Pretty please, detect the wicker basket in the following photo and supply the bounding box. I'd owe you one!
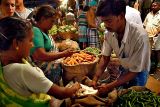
[59,32,78,40]
[62,56,99,82]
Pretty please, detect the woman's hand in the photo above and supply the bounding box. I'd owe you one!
[62,48,77,57]
[67,82,81,97]
[71,82,81,92]
[47,82,81,99]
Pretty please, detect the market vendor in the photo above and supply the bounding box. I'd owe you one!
[30,5,75,84]
[90,0,150,96]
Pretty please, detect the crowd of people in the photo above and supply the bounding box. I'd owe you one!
[0,0,159,106]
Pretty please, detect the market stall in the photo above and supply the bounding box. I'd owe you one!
[62,80,160,107]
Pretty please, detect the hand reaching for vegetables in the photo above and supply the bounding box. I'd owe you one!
[62,48,77,57]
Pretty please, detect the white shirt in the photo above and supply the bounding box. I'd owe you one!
[66,12,75,21]
[143,10,160,37]
[3,63,53,96]
[102,21,150,73]
[15,8,32,19]
[125,6,143,27]
[153,33,160,50]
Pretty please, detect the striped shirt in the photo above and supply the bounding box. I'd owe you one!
[78,11,88,26]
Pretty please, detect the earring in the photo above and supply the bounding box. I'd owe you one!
[16,47,19,50]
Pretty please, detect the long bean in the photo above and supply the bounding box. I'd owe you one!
[113,90,160,107]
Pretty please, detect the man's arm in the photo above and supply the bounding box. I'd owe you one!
[93,55,110,82]
[98,71,138,95]
[107,71,138,89]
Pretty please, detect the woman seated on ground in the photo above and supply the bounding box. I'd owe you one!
[0,17,80,106]
[30,5,75,84]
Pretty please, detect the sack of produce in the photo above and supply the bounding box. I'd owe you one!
[62,51,99,82]
[58,39,80,51]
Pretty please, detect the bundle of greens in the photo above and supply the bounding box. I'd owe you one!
[84,47,101,56]
[58,25,77,33]
[113,90,160,107]
[48,25,78,36]
[48,25,58,36]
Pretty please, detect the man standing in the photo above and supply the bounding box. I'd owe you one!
[144,0,160,37]
[125,0,143,27]
[143,0,160,74]
[90,0,150,96]
[15,0,32,19]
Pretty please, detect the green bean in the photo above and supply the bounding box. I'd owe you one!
[113,90,160,107]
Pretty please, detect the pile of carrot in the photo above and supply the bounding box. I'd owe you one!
[63,51,96,66]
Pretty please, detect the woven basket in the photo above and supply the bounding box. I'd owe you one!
[62,56,99,82]
[59,32,78,40]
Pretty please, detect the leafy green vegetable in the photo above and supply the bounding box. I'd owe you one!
[113,90,160,107]
[84,47,101,56]
[48,25,58,36]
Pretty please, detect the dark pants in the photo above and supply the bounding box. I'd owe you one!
[150,50,160,74]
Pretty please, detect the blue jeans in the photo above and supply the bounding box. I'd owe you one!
[119,66,149,88]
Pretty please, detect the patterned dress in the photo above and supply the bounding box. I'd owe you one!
[87,18,101,49]
[78,11,88,49]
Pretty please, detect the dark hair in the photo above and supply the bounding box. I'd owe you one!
[154,0,160,3]
[83,5,89,11]
[96,0,126,17]
[0,17,32,51]
[79,5,83,10]
[34,5,56,22]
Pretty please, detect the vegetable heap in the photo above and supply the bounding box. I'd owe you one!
[114,90,160,107]
[84,47,101,56]
[63,51,96,66]
[48,25,78,36]
[48,25,58,36]
[58,25,77,33]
